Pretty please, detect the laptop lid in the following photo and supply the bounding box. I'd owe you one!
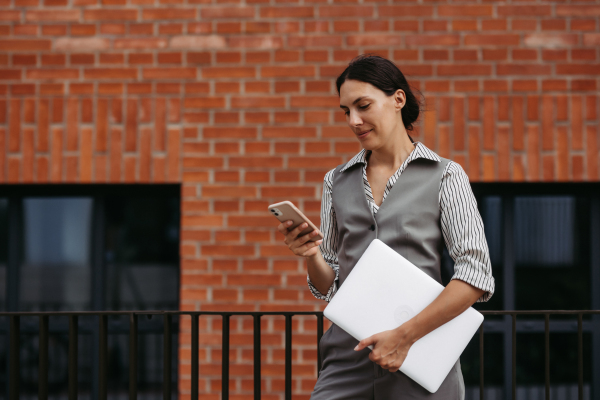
[323,238,483,393]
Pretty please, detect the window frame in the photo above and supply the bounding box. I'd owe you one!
[0,184,181,397]
[470,182,600,395]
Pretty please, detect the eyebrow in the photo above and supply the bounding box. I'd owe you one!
[339,96,369,109]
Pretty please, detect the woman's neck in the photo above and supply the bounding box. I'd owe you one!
[367,133,415,171]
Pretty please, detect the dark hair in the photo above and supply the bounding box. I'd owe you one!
[336,54,424,135]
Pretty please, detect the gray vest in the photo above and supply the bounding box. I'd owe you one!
[331,156,450,289]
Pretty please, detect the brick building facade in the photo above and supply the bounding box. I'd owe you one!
[1,0,599,398]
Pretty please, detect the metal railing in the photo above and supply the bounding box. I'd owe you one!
[1,310,597,400]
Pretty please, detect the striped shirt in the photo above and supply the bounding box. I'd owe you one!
[307,141,495,303]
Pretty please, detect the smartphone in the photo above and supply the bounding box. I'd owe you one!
[268,200,324,242]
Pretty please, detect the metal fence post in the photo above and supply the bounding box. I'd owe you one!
[9,315,20,400]
[129,313,138,400]
[39,315,49,400]
[69,315,78,400]
[253,314,261,400]
[163,313,172,400]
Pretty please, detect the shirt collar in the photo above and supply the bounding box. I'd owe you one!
[340,141,441,173]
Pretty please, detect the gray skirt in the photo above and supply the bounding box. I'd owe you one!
[310,323,465,400]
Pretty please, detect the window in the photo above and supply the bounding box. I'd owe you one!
[0,184,180,399]
[450,183,599,399]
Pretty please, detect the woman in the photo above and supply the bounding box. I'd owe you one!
[277,55,495,399]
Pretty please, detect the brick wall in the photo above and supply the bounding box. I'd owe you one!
[1,0,599,398]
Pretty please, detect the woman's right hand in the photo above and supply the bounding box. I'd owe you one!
[277,220,323,258]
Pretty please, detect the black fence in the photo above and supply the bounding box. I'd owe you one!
[1,310,596,400]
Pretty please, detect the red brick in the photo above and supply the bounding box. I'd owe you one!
[571,96,583,150]
[378,5,432,17]
[36,156,49,183]
[497,64,552,75]
[498,6,551,16]
[585,96,597,121]
[524,33,578,47]
[124,99,136,152]
[0,69,21,80]
[84,68,137,79]
[571,49,596,61]
[70,24,95,36]
[50,128,62,181]
[66,98,78,151]
[70,53,94,64]
[41,54,66,66]
[556,64,600,75]
[168,128,180,181]
[70,83,91,96]
[541,19,566,31]
[438,5,492,16]
[541,95,554,151]
[0,129,5,181]
[100,23,125,34]
[8,99,20,153]
[79,128,92,182]
[526,125,540,181]
[26,69,79,80]
[227,274,281,286]
[109,128,122,182]
[0,40,51,51]
[114,38,168,49]
[13,24,38,35]
[202,185,256,198]
[7,157,20,183]
[142,8,196,19]
[587,126,598,180]
[170,35,227,49]
[556,5,600,17]
[39,84,63,95]
[202,245,254,257]
[83,9,137,20]
[25,9,79,21]
[542,155,555,181]
[41,25,67,36]
[21,129,34,182]
[0,10,20,21]
[143,68,197,79]
[572,155,584,181]
[99,53,124,64]
[438,65,491,76]
[13,54,37,66]
[464,34,519,46]
[123,156,136,182]
[483,96,494,150]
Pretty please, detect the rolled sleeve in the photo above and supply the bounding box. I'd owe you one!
[440,162,495,303]
[307,168,339,302]
[307,263,338,302]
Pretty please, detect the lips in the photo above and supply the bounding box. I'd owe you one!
[357,129,372,139]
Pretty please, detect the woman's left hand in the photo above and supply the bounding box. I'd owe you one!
[353,327,414,372]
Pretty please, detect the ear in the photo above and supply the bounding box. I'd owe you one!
[394,89,406,111]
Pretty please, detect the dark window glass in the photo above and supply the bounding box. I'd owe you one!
[20,197,93,311]
[514,196,590,311]
[0,199,7,311]
[0,185,179,399]
[104,196,179,311]
[475,196,503,313]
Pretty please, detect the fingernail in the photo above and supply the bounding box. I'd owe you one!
[287,221,292,225]
[354,345,358,350]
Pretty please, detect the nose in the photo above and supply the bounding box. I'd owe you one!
[347,109,363,127]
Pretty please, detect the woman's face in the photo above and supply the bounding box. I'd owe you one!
[339,79,406,150]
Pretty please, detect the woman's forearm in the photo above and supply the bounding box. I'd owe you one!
[396,279,485,344]
[306,250,336,296]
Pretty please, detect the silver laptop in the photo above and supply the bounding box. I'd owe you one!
[323,238,483,393]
